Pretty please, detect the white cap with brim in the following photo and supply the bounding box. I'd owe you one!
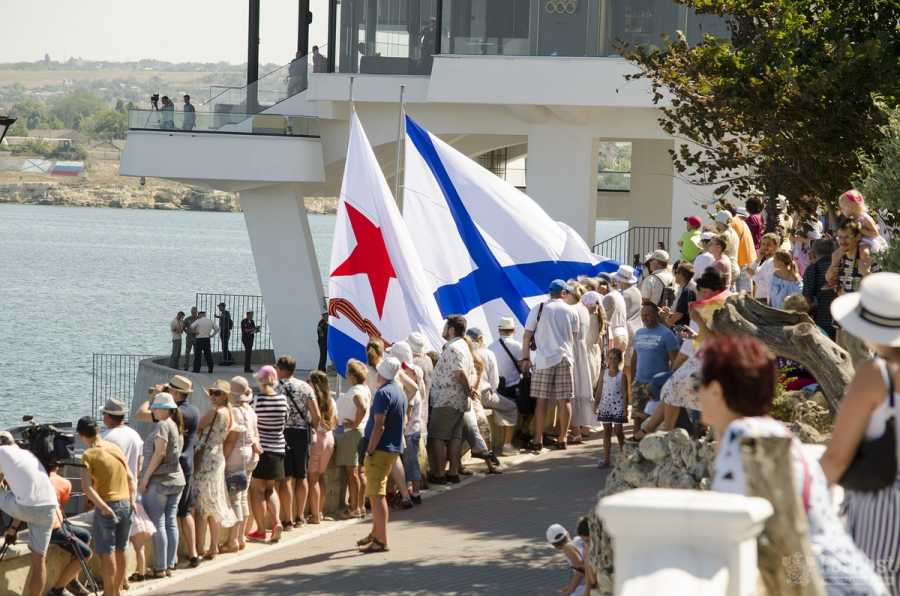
[614,265,638,285]
[831,272,900,347]
[0,431,14,445]
[546,523,569,545]
[498,317,516,331]
[407,332,427,355]
[389,341,414,365]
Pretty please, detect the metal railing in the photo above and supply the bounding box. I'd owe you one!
[193,293,271,357]
[91,353,156,418]
[127,109,319,137]
[593,226,671,267]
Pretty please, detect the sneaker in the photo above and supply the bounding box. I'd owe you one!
[528,442,545,454]
[67,580,89,596]
[411,494,422,505]
[488,452,501,466]
[501,444,517,456]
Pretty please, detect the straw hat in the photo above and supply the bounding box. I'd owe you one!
[614,265,638,285]
[166,374,193,394]
[204,379,232,397]
[102,397,128,417]
[229,376,253,402]
[831,273,900,347]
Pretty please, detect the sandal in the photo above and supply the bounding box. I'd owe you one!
[356,533,375,546]
[271,524,284,543]
[203,550,217,561]
[238,542,247,551]
[220,544,240,554]
[247,530,268,542]
[128,573,145,583]
[359,537,389,553]
[147,569,166,580]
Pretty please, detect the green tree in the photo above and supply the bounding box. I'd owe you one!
[623,0,900,210]
[9,99,62,130]
[49,90,106,129]
[856,100,900,272]
[83,108,128,141]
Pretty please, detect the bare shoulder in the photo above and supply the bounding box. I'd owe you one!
[846,360,888,406]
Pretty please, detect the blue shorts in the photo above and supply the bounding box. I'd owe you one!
[92,500,132,555]
[403,433,422,483]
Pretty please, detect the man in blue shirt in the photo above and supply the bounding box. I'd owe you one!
[359,357,406,554]
[629,304,680,432]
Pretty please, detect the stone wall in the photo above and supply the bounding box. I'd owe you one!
[588,429,718,594]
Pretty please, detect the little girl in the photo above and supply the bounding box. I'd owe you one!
[838,189,886,273]
[768,250,803,310]
[596,348,628,468]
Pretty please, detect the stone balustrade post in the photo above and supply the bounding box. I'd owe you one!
[597,488,773,596]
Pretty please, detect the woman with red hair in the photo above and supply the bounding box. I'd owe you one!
[700,335,886,595]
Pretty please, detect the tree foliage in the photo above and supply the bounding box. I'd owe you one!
[48,90,106,130]
[623,0,900,211]
[82,108,128,142]
[856,100,900,272]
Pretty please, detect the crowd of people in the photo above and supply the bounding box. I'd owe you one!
[169,305,263,374]
[0,188,896,595]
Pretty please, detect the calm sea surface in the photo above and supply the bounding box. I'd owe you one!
[0,204,336,429]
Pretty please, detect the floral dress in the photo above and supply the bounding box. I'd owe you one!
[712,417,887,596]
[597,370,626,424]
[193,408,237,529]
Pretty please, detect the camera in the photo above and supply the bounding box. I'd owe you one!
[16,416,78,469]
[150,93,160,110]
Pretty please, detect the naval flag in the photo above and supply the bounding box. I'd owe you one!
[327,112,444,375]
[403,115,617,344]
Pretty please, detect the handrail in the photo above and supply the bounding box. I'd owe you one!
[593,226,671,266]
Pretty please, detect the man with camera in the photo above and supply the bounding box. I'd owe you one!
[0,430,58,596]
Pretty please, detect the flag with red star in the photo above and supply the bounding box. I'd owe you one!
[327,112,445,375]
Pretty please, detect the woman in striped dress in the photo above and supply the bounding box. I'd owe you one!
[823,273,900,595]
[248,365,288,543]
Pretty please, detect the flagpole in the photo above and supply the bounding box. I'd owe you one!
[348,76,355,110]
[394,84,406,210]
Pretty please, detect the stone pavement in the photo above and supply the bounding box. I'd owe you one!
[137,437,611,596]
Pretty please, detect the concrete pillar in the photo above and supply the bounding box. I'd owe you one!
[240,184,325,369]
[597,488,772,596]
[527,127,599,246]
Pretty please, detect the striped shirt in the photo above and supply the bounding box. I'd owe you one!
[251,391,288,453]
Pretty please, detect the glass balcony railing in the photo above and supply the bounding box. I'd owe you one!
[127,109,320,137]
[329,0,729,74]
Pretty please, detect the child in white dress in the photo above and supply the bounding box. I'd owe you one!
[596,348,628,468]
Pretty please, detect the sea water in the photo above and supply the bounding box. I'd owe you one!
[0,204,335,428]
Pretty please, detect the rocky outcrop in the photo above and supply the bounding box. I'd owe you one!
[0,181,338,214]
[589,429,717,594]
[774,390,833,444]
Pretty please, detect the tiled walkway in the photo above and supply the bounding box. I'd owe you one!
[143,438,610,595]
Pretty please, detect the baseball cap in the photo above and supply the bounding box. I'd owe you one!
[546,523,569,545]
[684,216,702,229]
[549,279,571,294]
[465,327,484,341]
[645,249,670,264]
[376,356,401,381]
[715,210,733,225]
[0,431,15,446]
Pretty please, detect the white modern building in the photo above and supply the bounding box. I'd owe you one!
[121,0,728,369]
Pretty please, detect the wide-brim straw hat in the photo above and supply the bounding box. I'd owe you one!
[614,265,638,285]
[204,378,232,397]
[229,376,253,402]
[167,374,193,394]
[831,272,900,347]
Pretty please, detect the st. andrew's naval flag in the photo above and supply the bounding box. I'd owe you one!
[403,115,617,345]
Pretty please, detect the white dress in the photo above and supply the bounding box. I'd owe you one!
[597,371,626,424]
[713,417,887,596]
[571,302,595,427]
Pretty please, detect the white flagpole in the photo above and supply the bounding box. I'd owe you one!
[348,76,355,109]
[394,84,406,210]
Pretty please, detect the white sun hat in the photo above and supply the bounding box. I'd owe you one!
[831,272,900,347]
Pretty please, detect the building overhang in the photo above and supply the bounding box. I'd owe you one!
[120,130,325,192]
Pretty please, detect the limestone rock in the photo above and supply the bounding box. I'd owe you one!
[638,433,669,462]
[792,400,832,434]
[788,421,827,444]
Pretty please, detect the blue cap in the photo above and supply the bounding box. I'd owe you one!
[549,279,571,294]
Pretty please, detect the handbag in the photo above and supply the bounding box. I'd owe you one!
[193,409,218,472]
[225,471,249,494]
[839,358,898,492]
[498,338,535,416]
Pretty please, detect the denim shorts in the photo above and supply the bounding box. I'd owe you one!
[51,522,93,560]
[403,433,422,483]
[92,500,133,555]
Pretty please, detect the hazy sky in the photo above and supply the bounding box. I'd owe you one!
[5,0,330,64]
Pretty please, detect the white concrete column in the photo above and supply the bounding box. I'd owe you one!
[527,127,599,246]
[597,488,773,596]
[240,184,325,369]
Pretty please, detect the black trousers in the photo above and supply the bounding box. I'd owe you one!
[193,337,213,373]
[242,337,254,372]
[221,331,232,364]
[317,343,327,372]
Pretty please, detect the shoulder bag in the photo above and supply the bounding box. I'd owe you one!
[193,409,219,473]
[839,358,898,492]
[284,383,313,445]
[528,303,545,352]
[498,338,535,416]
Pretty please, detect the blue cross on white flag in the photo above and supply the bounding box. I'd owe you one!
[403,115,618,344]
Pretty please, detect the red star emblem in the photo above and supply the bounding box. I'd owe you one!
[331,202,397,318]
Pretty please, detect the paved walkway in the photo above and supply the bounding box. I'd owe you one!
[139,438,610,595]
